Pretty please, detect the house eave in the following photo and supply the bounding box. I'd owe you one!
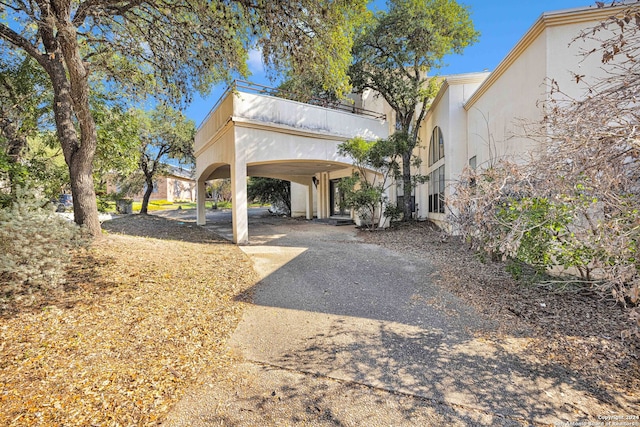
[464,3,628,111]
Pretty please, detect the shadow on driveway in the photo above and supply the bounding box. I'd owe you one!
[226,218,632,426]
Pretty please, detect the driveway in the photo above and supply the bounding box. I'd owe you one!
[164,212,625,426]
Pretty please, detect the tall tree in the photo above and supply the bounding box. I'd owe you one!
[134,106,195,214]
[349,0,478,220]
[1,54,139,207]
[0,0,366,236]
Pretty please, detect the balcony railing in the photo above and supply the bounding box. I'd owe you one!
[198,79,386,130]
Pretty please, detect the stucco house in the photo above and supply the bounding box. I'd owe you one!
[416,4,618,229]
[107,165,196,203]
[195,3,622,243]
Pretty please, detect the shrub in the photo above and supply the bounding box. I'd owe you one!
[0,190,87,308]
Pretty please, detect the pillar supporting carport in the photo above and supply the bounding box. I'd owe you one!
[194,88,388,245]
[196,179,206,226]
[231,155,249,245]
[305,177,314,220]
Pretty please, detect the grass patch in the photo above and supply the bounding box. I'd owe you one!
[98,200,234,213]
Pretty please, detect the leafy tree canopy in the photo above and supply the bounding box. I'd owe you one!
[349,0,478,220]
[91,89,142,194]
[0,54,51,161]
[247,177,291,215]
[0,0,367,235]
[133,105,195,214]
[338,135,403,229]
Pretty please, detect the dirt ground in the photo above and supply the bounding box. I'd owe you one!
[0,213,638,426]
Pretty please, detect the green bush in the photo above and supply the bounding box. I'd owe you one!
[0,190,87,307]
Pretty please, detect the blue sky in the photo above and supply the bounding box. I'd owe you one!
[185,0,594,126]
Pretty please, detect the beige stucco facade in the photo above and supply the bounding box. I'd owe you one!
[419,4,623,228]
[194,90,388,243]
[106,171,195,203]
[194,3,622,242]
[418,73,489,225]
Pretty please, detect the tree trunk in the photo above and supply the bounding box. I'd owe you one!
[402,151,413,221]
[46,61,101,235]
[140,177,154,215]
[0,118,27,162]
[47,10,101,236]
[0,2,101,236]
[0,118,28,200]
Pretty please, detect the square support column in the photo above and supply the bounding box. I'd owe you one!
[196,179,206,226]
[321,173,330,219]
[231,158,249,245]
[306,178,314,220]
[317,173,325,219]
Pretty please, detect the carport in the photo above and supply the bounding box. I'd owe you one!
[194,82,389,244]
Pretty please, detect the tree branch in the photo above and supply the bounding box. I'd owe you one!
[0,23,48,69]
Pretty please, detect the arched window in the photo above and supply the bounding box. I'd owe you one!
[428,126,444,166]
[428,126,445,214]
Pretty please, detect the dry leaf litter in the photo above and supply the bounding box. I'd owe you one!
[1,215,639,426]
[360,221,640,408]
[0,215,257,426]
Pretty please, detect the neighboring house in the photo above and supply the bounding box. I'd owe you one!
[107,165,196,202]
[195,3,620,244]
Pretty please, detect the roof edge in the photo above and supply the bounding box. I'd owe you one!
[426,72,491,120]
[464,3,628,111]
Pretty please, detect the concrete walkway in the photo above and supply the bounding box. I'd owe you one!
[164,212,626,426]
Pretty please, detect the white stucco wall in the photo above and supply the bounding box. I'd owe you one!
[195,91,389,183]
[291,182,317,217]
[419,73,489,226]
[232,92,388,142]
[235,127,351,166]
[545,21,615,100]
[464,7,620,170]
[195,88,391,241]
[466,32,547,168]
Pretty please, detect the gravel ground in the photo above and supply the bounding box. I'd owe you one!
[165,361,520,426]
[360,221,640,397]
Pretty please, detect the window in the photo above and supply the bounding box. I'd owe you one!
[428,126,444,166]
[428,165,445,214]
[469,156,477,170]
[428,126,445,214]
[468,156,477,187]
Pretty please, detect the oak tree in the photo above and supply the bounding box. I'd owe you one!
[349,0,478,220]
[247,177,291,215]
[0,0,366,235]
[135,105,195,215]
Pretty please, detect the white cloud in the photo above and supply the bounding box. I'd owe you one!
[247,48,264,75]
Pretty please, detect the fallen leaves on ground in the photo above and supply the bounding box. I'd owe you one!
[360,221,640,405]
[0,215,257,426]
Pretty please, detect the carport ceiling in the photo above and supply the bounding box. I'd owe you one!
[248,162,347,177]
[205,162,349,181]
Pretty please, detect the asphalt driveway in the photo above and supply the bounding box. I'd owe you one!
[164,211,628,426]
